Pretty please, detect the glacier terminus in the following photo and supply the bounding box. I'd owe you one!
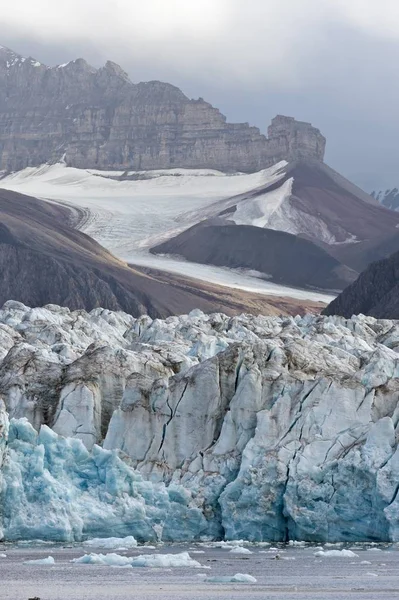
[0,301,398,543]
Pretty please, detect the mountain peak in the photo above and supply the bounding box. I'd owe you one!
[103,60,130,80]
[268,115,326,163]
[0,45,326,172]
[0,45,44,69]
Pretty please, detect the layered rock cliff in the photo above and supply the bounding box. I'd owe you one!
[0,45,325,172]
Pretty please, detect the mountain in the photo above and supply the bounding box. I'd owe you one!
[323,249,399,319]
[372,188,399,211]
[151,158,399,280]
[0,44,324,172]
[2,43,397,307]
[0,187,324,317]
[327,230,399,273]
[151,217,357,292]
[2,304,399,542]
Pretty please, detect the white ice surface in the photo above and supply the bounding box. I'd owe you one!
[315,550,359,558]
[23,556,55,565]
[205,573,257,583]
[73,551,202,568]
[83,536,138,549]
[73,553,131,567]
[229,546,252,554]
[0,162,333,303]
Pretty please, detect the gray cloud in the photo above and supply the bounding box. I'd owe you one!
[1,0,399,190]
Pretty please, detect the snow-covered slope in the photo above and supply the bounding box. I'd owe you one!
[0,161,285,256]
[185,160,399,246]
[2,159,397,300]
[1,301,399,542]
[0,161,335,303]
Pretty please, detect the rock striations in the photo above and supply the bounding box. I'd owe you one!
[1,304,399,542]
[0,45,325,172]
[324,248,399,319]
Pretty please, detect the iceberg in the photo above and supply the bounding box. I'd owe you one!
[72,551,202,568]
[23,556,55,565]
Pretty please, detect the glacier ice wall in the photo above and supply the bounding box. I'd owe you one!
[0,301,399,542]
[1,417,209,542]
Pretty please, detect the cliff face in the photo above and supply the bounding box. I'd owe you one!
[323,249,399,319]
[0,45,325,172]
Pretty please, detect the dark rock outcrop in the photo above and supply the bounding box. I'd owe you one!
[0,45,325,172]
[151,218,357,292]
[323,249,399,319]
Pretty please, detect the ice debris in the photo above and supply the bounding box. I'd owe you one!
[73,551,202,568]
[23,556,55,565]
[205,573,257,583]
[82,536,138,549]
[229,546,252,554]
[314,549,359,558]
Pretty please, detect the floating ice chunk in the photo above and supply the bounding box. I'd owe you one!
[200,539,246,549]
[360,560,372,565]
[0,553,6,558]
[131,552,202,568]
[315,549,359,558]
[205,573,257,583]
[366,572,378,577]
[229,546,252,554]
[73,553,131,566]
[24,556,55,565]
[83,536,138,549]
[73,551,203,568]
[324,542,343,547]
[288,540,306,547]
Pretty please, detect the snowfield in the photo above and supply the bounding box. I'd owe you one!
[1,301,399,543]
[0,162,333,303]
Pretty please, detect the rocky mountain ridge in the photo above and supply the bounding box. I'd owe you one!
[323,248,399,319]
[0,45,325,172]
[372,188,399,211]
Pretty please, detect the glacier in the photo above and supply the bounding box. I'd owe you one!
[0,300,399,542]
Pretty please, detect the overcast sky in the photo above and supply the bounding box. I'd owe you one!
[1,0,398,190]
